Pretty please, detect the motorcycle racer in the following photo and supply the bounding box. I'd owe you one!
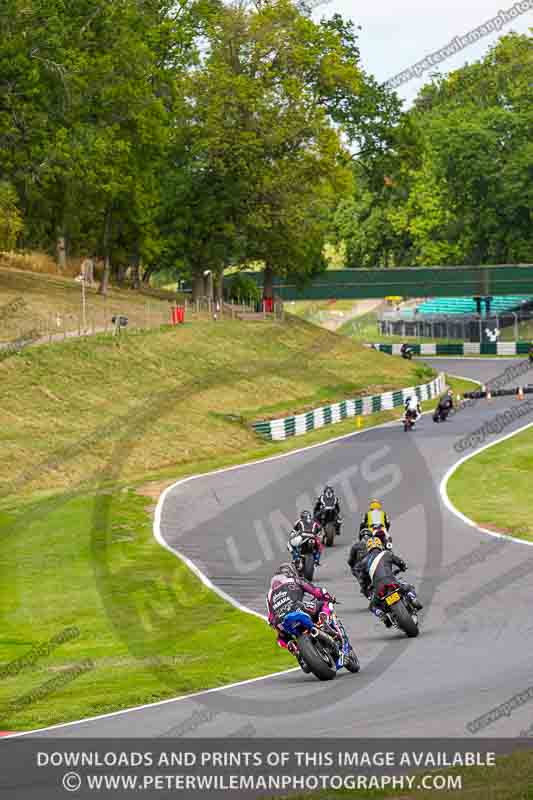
[313,485,343,537]
[266,563,336,668]
[355,538,422,621]
[288,510,322,566]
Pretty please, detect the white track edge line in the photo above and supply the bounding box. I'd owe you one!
[3,666,301,740]
[440,420,533,548]
[8,385,425,740]
[4,371,450,739]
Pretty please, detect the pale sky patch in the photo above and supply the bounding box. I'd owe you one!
[312,0,532,104]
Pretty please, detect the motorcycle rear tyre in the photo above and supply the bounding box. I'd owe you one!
[297,635,337,681]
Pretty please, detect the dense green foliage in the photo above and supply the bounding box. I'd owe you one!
[226,273,261,304]
[2,3,529,285]
[335,32,533,268]
[0,0,392,292]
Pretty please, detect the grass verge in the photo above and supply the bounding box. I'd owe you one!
[447,424,533,542]
[0,373,471,731]
[0,489,294,731]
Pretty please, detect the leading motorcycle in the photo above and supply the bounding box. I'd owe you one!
[433,404,451,423]
[403,408,417,432]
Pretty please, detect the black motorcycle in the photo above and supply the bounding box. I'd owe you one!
[374,568,420,638]
[316,508,339,547]
[400,346,413,360]
[403,408,417,432]
[433,404,450,422]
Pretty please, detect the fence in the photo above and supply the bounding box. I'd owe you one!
[378,308,533,342]
[0,302,173,346]
[227,265,533,301]
[0,298,285,348]
[254,374,446,441]
[370,342,531,356]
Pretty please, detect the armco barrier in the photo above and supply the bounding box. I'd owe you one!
[253,374,446,441]
[369,342,531,356]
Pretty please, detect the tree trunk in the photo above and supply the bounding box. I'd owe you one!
[98,208,112,296]
[131,244,141,290]
[192,272,204,302]
[116,263,127,285]
[215,268,224,303]
[56,184,68,272]
[56,234,67,273]
[263,264,274,299]
[203,270,214,300]
[142,265,155,286]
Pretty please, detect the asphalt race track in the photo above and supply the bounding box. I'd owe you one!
[26,358,533,738]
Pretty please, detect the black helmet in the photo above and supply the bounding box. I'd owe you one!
[276,563,298,580]
[323,486,335,504]
[300,510,313,526]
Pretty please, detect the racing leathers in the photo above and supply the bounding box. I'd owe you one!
[313,492,342,536]
[434,391,454,421]
[359,508,391,542]
[288,518,322,565]
[354,548,422,616]
[404,395,421,424]
[266,574,333,651]
[348,538,373,597]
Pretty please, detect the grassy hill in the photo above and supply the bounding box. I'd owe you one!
[0,316,422,500]
[0,261,175,344]
[0,312,446,731]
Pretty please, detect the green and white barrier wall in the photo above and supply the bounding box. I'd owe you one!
[253,374,446,441]
[369,342,531,356]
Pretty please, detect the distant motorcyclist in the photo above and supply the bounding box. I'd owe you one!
[404,394,421,425]
[359,499,391,545]
[266,563,336,665]
[400,343,414,360]
[355,538,422,623]
[288,510,322,566]
[433,388,454,422]
[314,485,343,537]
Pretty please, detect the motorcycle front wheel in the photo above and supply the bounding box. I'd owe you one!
[344,647,360,673]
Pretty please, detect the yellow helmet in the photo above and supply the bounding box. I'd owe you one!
[366,536,384,552]
[369,499,382,511]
